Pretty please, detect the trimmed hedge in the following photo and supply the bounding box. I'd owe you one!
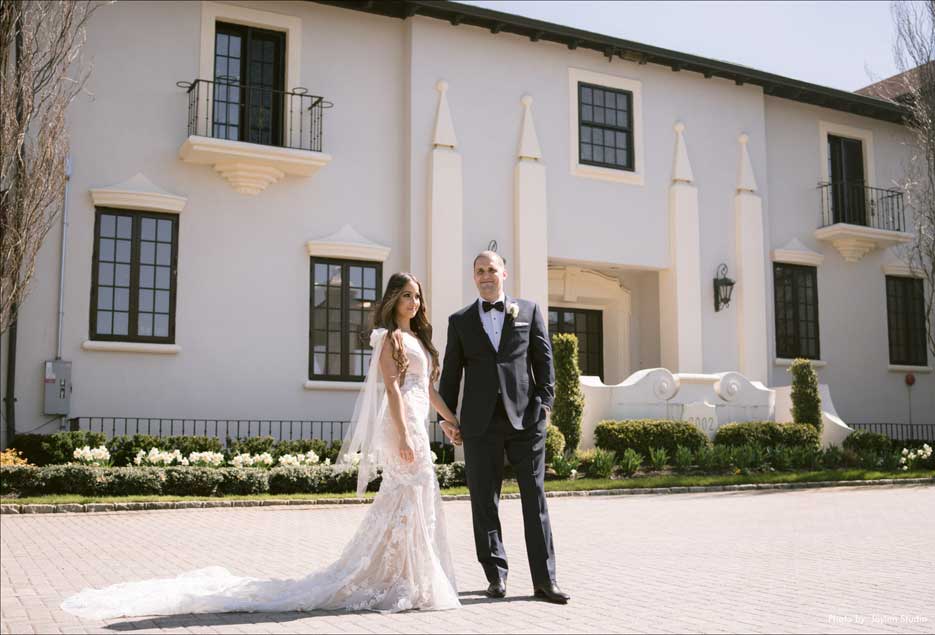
[594,420,708,457]
[714,421,820,449]
[789,358,822,433]
[0,462,467,497]
[12,431,107,467]
[843,430,891,454]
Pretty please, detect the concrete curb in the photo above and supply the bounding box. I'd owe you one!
[2,477,932,515]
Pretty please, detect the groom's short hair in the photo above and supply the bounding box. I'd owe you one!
[473,250,506,269]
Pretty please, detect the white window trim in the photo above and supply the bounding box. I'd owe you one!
[199,2,301,93]
[888,364,933,373]
[82,341,180,355]
[771,240,825,267]
[306,225,391,262]
[89,173,187,214]
[569,67,644,186]
[818,120,876,188]
[303,380,364,391]
[882,262,924,278]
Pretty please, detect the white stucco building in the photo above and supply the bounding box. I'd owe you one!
[2,0,932,449]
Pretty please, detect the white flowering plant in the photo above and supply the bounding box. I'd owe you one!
[187,451,226,468]
[72,445,111,467]
[898,443,933,471]
[133,448,185,466]
[231,452,275,469]
[277,450,320,467]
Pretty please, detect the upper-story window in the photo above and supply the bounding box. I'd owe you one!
[885,276,927,367]
[827,134,866,225]
[773,263,820,360]
[578,82,634,172]
[213,22,285,146]
[90,209,179,344]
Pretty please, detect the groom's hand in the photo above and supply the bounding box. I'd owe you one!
[440,420,462,446]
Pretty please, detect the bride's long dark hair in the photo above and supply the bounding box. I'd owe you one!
[372,272,440,382]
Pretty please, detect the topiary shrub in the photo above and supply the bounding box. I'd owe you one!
[551,333,584,455]
[595,419,708,458]
[545,425,566,464]
[789,358,822,434]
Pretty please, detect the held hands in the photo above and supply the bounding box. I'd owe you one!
[440,420,463,446]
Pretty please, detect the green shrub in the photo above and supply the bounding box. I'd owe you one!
[107,435,163,466]
[821,446,843,469]
[880,451,902,472]
[434,462,467,489]
[226,436,276,458]
[843,430,891,455]
[163,467,225,496]
[41,431,108,465]
[710,445,732,471]
[595,420,708,458]
[673,446,694,473]
[715,421,819,449]
[40,464,109,495]
[545,425,565,464]
[551,333,585,455]
[9,434,54,466]
[789,446,822,470]
[789,358,822,433]
[576,448,615,479]
[219,468,270,495]
[729,444,762,471]
[0,465,44,496]
[647,447,669,471]
[108,467,166,496]
[551,454,580,480]
[767,446,793,471]
[618,448,642,477]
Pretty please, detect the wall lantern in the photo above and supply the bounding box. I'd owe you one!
[714,263,735,312]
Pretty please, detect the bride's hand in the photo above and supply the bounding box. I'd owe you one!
[399,433,415,463]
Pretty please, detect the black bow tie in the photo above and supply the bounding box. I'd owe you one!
[482,300,505,313]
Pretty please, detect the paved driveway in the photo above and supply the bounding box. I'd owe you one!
[2,484,933,634]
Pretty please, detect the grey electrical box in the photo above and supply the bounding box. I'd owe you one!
[43,360,72,416]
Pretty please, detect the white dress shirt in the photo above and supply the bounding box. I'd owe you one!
[477,293,506,351]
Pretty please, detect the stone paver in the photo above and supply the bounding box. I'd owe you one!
[1,485,933,634]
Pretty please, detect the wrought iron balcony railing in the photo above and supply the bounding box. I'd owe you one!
[818,181,906,232]
[177,78,332,152]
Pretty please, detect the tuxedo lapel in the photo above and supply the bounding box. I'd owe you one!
[497,295,514,354]
[469,301,497,354]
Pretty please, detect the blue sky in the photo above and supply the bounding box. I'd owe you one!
[457,1,900,92]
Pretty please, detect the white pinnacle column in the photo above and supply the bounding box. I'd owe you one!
[427,81,463,357]
[734,133,769,382]
[513,95,549,312]
[659,122,704,373]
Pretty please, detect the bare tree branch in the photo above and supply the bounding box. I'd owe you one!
[0,0,98,335]
[891,0,935,358]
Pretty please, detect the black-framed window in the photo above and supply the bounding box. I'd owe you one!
[90,209,179,343]
[886,276,927,366]
[578,82,634,171]
[773,263,820,360]
[548,307,604,379]
[310,258,382,381]
[213,21,285,146]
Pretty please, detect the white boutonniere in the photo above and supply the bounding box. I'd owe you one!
[507,302,520,319]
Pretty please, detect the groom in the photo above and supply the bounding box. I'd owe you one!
[439,251,570,604]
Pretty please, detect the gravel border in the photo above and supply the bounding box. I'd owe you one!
[1,477,932,515]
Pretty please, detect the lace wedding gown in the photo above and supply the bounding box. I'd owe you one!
[61,332,460,619]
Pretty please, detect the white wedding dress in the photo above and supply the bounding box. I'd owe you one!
[61,331,460,619]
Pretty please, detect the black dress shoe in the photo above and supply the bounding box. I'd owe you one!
[534,582,570,604]
[486,579,507,598]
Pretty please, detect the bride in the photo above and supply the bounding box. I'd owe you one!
[61,272,465,619]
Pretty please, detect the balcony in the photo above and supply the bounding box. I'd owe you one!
[177,79,333,195]
[814,181,912,262]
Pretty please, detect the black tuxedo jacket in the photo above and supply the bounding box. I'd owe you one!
[439,296,555,438]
